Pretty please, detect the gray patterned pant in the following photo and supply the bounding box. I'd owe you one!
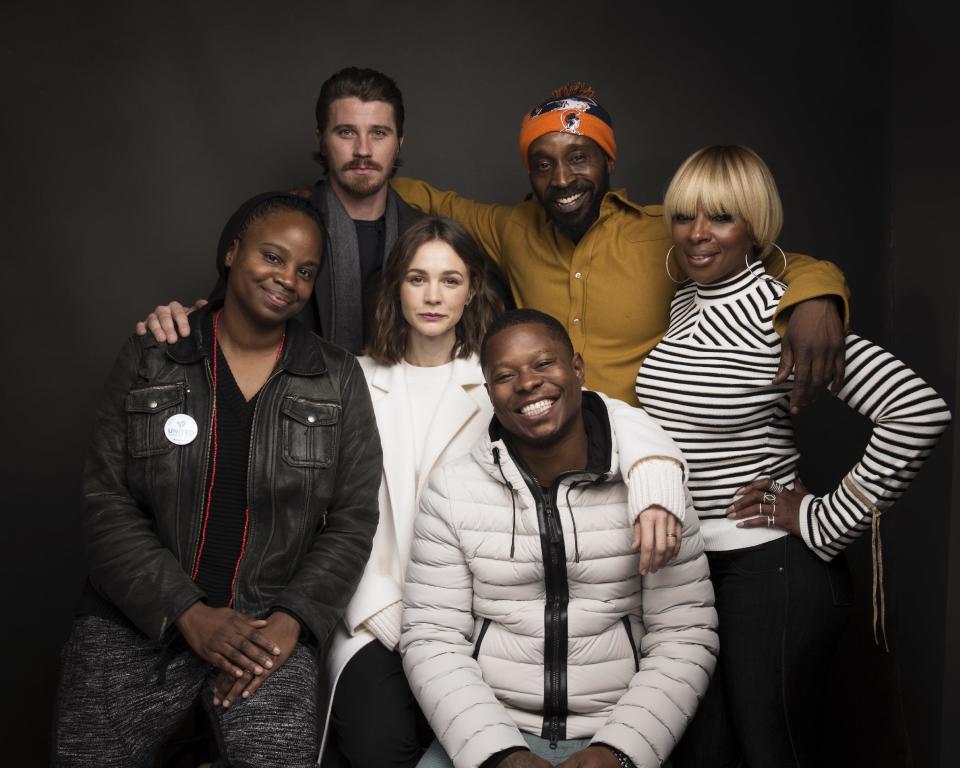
[53,615,319,767]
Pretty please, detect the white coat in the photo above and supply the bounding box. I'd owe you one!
[321,354,492,750]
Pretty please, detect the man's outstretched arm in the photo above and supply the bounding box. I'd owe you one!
[769,252,849,413]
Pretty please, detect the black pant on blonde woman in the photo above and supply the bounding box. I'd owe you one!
[671,536,852,768]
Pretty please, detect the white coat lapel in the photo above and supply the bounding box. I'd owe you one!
[367,361,416,540]
[416,357,486,499]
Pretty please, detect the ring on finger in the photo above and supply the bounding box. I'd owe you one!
[763,492,777,504]
[767,515,774,527]
[666,533,678,539]
[769,480,785,495]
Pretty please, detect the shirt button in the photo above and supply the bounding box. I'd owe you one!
[307,415,317,424]
[572,318,581,325]
[574,272,582,279]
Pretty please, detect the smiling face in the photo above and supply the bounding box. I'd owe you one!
[671,206,755,285]
[399,239,472,351]
[318,96,402,199]
[483,322,585,449]
[528,132,613,242]
[224,210,322,327]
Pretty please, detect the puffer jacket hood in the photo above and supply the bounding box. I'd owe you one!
[477,390,618,563]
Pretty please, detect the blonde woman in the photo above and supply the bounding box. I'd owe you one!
[635,145,950,767]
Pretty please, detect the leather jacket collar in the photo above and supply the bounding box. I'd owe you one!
[165,305,328,377]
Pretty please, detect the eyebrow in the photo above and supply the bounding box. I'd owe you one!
[261,241,291,254]
[406,268,465,277]
[531,139,593,156]
[333,123,395,133]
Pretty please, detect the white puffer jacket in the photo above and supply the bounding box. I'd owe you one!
[401,393,718,768]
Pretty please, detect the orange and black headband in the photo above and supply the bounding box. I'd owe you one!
[519,96,617,169]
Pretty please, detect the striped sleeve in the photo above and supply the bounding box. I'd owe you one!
[799,334,951,560]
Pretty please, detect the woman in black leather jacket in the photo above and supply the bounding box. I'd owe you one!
[53,193,382,768]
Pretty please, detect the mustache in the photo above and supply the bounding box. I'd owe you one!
[343,160,383,171]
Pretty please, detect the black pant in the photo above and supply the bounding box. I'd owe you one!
[672,536,852,768]
[321,639,432,768]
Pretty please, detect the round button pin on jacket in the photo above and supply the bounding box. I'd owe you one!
[164,413,199,445]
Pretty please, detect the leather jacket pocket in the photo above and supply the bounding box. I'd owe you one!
[280,397,340,468]
[126,383,185,458]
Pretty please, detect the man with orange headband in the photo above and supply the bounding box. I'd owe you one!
[392,82,849,409]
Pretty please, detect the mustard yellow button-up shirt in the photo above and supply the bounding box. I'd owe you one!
[392,178,849,404]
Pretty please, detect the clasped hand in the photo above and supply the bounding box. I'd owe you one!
[175,602,300,708]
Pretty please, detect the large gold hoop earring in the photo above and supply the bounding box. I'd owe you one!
[665,246,684,285]
[771,243,788,280]
[744,243,788,280]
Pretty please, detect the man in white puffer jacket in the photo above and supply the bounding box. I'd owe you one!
[401,310,718,768]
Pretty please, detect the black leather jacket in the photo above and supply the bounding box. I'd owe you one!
[82,308,381,644]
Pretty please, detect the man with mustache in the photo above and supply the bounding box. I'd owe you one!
[141,66,422,355]
[392,83,849,408]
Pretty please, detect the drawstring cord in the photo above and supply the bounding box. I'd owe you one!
[872,509,888,651]
[565,482,583,563]
[839,476,887,651]
[492,447,517,559]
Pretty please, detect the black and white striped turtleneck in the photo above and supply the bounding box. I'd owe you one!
[636,265,950,560]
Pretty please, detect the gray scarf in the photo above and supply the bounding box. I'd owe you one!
[314,179,400,354]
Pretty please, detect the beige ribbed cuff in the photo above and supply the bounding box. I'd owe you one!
[627,457,686,524]
[363,601,402,651]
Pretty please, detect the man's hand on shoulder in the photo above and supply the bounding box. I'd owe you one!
[631,505,682,576]
[774,297,845,414]
[556,745,623,767]
[211,610,301,708]
[135,298,207,344]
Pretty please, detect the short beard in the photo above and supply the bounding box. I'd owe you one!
[334,171,389,199]
[534,169,610,243]
[321,151,403,199]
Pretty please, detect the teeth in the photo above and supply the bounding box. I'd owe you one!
[521,399,554,416]
[555,191,585,206]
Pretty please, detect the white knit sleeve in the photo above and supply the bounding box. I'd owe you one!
[601,392,688,523]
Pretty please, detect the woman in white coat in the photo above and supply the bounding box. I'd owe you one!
[322,216,503,768]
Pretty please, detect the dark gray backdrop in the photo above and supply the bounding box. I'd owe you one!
[3,1,958,764]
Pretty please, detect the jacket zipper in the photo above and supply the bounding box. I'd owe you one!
[506,454,604,749]
[514,465,568,749]
[544,487,568,747]
[230,368,283,608]
[472,617,492,660]
[621,615,639,672]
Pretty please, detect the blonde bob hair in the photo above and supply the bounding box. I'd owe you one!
[664,145,783,259]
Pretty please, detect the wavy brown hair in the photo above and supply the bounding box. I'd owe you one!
[367,216,503,365]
